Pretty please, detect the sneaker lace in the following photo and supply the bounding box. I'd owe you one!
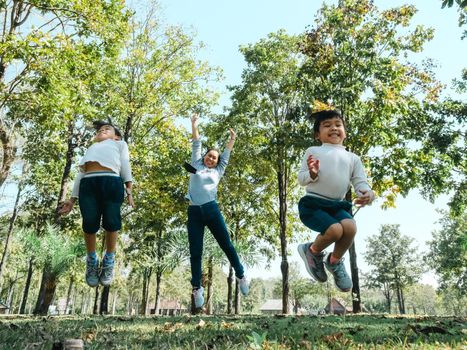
[333,259,348,279]
[86,259,97,274]
[101,259,113,278]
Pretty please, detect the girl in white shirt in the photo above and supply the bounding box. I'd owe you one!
[59,120,134,287]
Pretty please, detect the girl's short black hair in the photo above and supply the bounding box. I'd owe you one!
[93,118,122,138]
[311,110,344,135]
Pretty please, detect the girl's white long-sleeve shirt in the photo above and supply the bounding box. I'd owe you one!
[71,139,132,198]
[186,140,230,205]
[298,143,372,200]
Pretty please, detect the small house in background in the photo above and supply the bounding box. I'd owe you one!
[152,300,187,316]
[260,299,294,315]
[325,297,352,315]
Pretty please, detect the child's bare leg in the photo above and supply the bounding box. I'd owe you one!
[332,219,357,259]
[105,231,118,253]
[84,233,97,253]
[311,223,343,253]
[324,219,355,292]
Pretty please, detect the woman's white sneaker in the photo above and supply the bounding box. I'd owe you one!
[236,276,249,296]
[192,287,204,308]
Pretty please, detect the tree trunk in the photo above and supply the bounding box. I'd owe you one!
[20,257,34,314]
[349,243,361,313]
[80,292,86,314]
[396,286,402,314]
[0,123,17,188]
[153,270,161,315]
[111,291,118,315]
[227,265,233,314]
[34,122,77,315]
[100,286,110,315]
[69,290,75,315]
[33,268,57,315]
[206,257,213,315]
[140,272,148,316]
[0,177,23,286]
[234,279,240,314]
[93,286,100,315]
[346,191,361,313]
[400,287,406,314]
[140,267,152,316]
[55,121,78,223]
[64,276,74,315]
[6,283,15,314]
[383,283,391,314]
[127,291,132,315]
[277,168,289,314]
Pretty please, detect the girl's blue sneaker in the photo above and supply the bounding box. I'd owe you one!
[99,255,115,286]
[85,258,99,287]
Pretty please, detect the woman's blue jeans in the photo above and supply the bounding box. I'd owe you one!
[187,200,244,288]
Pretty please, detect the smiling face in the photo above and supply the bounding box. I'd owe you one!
[203,149,220,168]
[94,124,119,142]
[315,116,346,145]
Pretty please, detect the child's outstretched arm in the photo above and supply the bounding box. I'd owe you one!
[119,141,134,208]
[191,114,200,141]
[57,172,84,215]
[191,114,202,164]
[217,129,236,175]
[125,182,135,208]
[225,128,236,151]
[57,197,75,215]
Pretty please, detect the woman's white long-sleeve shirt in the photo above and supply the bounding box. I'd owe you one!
[185,140,230,205]
[71,139,132,198]
[297,143,372,200]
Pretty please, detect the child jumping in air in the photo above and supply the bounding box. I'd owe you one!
[186,114,249,309]
[59,119,134,287]
[297,109,374,292]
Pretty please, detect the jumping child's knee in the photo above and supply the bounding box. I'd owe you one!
[323,223,344,241]
[340,219,357,237]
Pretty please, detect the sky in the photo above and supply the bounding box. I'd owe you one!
[152,0,466,286]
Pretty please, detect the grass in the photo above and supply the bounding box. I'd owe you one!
[0,314,465,349]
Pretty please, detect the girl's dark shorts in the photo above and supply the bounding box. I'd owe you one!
[78,174,124,234]
[298,195,353,234]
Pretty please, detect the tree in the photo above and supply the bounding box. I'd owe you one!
[364,224,424,314]
[437,285,467,316]
[404,284,437,315]
[361,270,393,313]
[287,262,317,313]
[0,0,129,187]
[441,0,467,38]
[299,0,456,312]
[228,30,311,314]
[425,210,466,294]
[204,116,277,313]
[0,163,26,287]
[30,224,84,315]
